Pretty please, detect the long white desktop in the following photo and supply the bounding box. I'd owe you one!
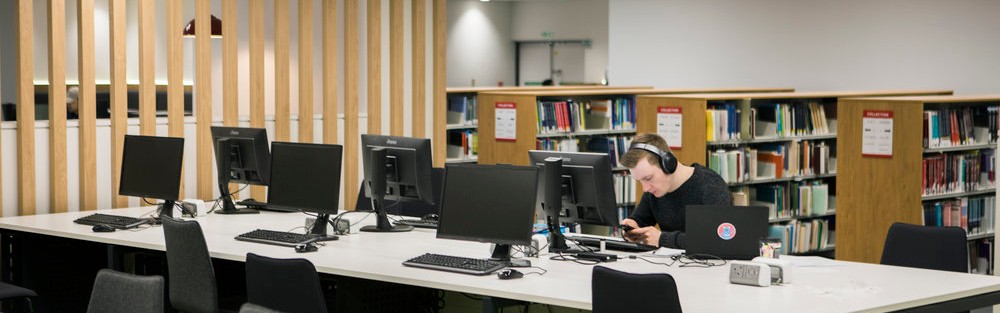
[2,206,1000,312]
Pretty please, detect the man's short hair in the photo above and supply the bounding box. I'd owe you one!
[620,133,672,170]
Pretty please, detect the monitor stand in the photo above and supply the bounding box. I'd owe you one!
[490,244,531,267]
[146,200,177,224]
[214,183,259,215]
[309,213,339,241]
[360,148,413,233]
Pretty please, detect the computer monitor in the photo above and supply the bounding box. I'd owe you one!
[355,167,444,218]
[360,134,435,232]
[119,135,185,218]
[211,126,271,214]
[436,164,539,262]
[528,150,619,252]
[266,141,343,237]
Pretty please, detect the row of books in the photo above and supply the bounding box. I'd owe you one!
[922,196,995,236]
[969,239,994,275]
[740,182,835,220]
[535,98,636,134]
[705,100,833,141]
[922,106,998,148]
[446,95,478,126]
[707,141,835,183]
[922,150,995,196]
[446,130,478,160]
[535,136,633,168]
[613,173,637,206]
[768,219,834,254]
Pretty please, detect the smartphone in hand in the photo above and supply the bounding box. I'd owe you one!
[619,224,635,232]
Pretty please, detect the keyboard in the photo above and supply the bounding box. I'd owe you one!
[567,236,658,252]
[394,219,438,229]
[235,229,334,247]
[73,213,150,229]
[236,199,269,210]
[403,253,506,275]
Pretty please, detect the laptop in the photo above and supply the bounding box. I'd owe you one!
[684,205,768,260]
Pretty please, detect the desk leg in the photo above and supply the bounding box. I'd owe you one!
[106,245,121,270]
[482,297,529,313]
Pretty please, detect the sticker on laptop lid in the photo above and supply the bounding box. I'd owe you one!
[717,223,736,240]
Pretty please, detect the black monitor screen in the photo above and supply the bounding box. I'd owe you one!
[361,134,434,204]
[210,126,271,186]
[528,150,618,226]
[436,164,539,246]
[266,141,343,215]
[119,135,184,201]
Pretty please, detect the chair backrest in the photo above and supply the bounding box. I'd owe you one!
[162,217,220,313]
[245,253,328,313]
[881,222,968,272]
[87,269,164,313]
[239,303,285,313]
[591,266,682,313]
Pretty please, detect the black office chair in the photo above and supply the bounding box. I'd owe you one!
[238,303,285,313]
[591,266,682,313]
[0,281,37,313]
[86,269,164,313]
[880,222,968,272]
[163,217,221,313]
[245,253,327,313]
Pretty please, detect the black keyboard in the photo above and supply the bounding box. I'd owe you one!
[403,253,506,275]
[74,213,150,229]
[236,199,269,210]
[235,229,335,247]
[569,236,658,252]
[395,219,438,229]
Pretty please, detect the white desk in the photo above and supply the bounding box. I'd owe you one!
[3,207,1000,312]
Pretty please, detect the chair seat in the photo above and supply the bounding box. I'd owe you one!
[0,282,38,298]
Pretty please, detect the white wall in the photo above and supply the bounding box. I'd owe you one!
[510,0,607,85]
[609,0,1000,93]
[446,0,515,87]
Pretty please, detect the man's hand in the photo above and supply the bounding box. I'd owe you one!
[620,218,661,246]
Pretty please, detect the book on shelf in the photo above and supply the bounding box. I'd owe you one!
[969,239,994,275]
[923,105,998,149]
[923,195,995,237]
[535,97,637,134]
[922,150,995,196]
[767,219,834,254]
[446,130,478,160]
[447,95,478,126]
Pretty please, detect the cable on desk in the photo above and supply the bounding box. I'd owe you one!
[632,255,677,267]
[206,184,250,214]
[515,266,548,276]
[674,254,727,268]
[549,253,599,265]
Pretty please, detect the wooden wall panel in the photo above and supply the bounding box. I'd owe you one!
[249,0,266,200]
[432,0,445,167]
[345,0,360,210]
[367,0,381,135]
[109,0,128,208]
[47,0,68,213]
[274,0,291,142]
[78,0,97,211]
[411,0,426,138]
[138,0,155,135]
[223,0,238,126]
[167,0,185,198]
[16,0,35,215]
[322,0,338,145]
[389,0,403,135]
[196,0,213,199]
[298,0,315,143]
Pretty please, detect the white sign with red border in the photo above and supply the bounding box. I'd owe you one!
[862,110,893,158]
[495,102,517,141]
[657,106,683,149]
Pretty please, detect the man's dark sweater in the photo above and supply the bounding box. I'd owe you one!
[629,164,731,248]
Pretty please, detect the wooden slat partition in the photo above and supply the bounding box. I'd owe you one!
[345,0,360,210]
[16,0,35,215]
[196,0,213,199]
[78,0,97,211]
[298,0,315,143]
[432,0,446,167]
[47,0,68,213]
[167,0,184,198]
[274,0,291,142]
[322,0,338,145]
[411,0,426,138]
[138,0,155,135]
[109,0,128,208]
[367,0,381,135]
[249,0,266,200]
[389,0,403,135]
[223,0,239,126]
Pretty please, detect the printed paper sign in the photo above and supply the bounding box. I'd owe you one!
[495,102,517,141]
[657,106,682,149]
[862,110,893,158]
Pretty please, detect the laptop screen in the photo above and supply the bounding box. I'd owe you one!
[684,205,768,260]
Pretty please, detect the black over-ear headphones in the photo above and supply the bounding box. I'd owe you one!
[628,143,678,174]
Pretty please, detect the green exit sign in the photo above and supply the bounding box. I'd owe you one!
[541,31,554,38]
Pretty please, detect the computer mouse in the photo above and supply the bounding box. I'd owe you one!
[92,224,116,232]
[497,269,523,280]
[422,213,439,222]
[295,243,318,253]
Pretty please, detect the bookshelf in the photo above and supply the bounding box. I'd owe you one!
[444,86,653,164]
[838,95,997,274]
[635,90,954,256]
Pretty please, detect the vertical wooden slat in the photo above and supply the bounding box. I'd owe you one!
[432,0,446,167]
[249,0,266,200]
[109,0,128,208]
[138,0,156,135]
[196,0,213,199]
[16,0,35,215]
[167,0,184,198]
[389,0,403,135]
[298,0,315,143]
[366,0,381,135]
[274,0,291,142]
[78,0,97,211]
[223,0,239,126]
[411,0,426,138]
[345,0,360,210]
[322,0,338,144]
[48,0,69,213]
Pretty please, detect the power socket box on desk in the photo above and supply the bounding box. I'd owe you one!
[305,216,352,235]
[730,261,770,287]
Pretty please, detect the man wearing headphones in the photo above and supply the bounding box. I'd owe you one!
[620,133,731,248]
